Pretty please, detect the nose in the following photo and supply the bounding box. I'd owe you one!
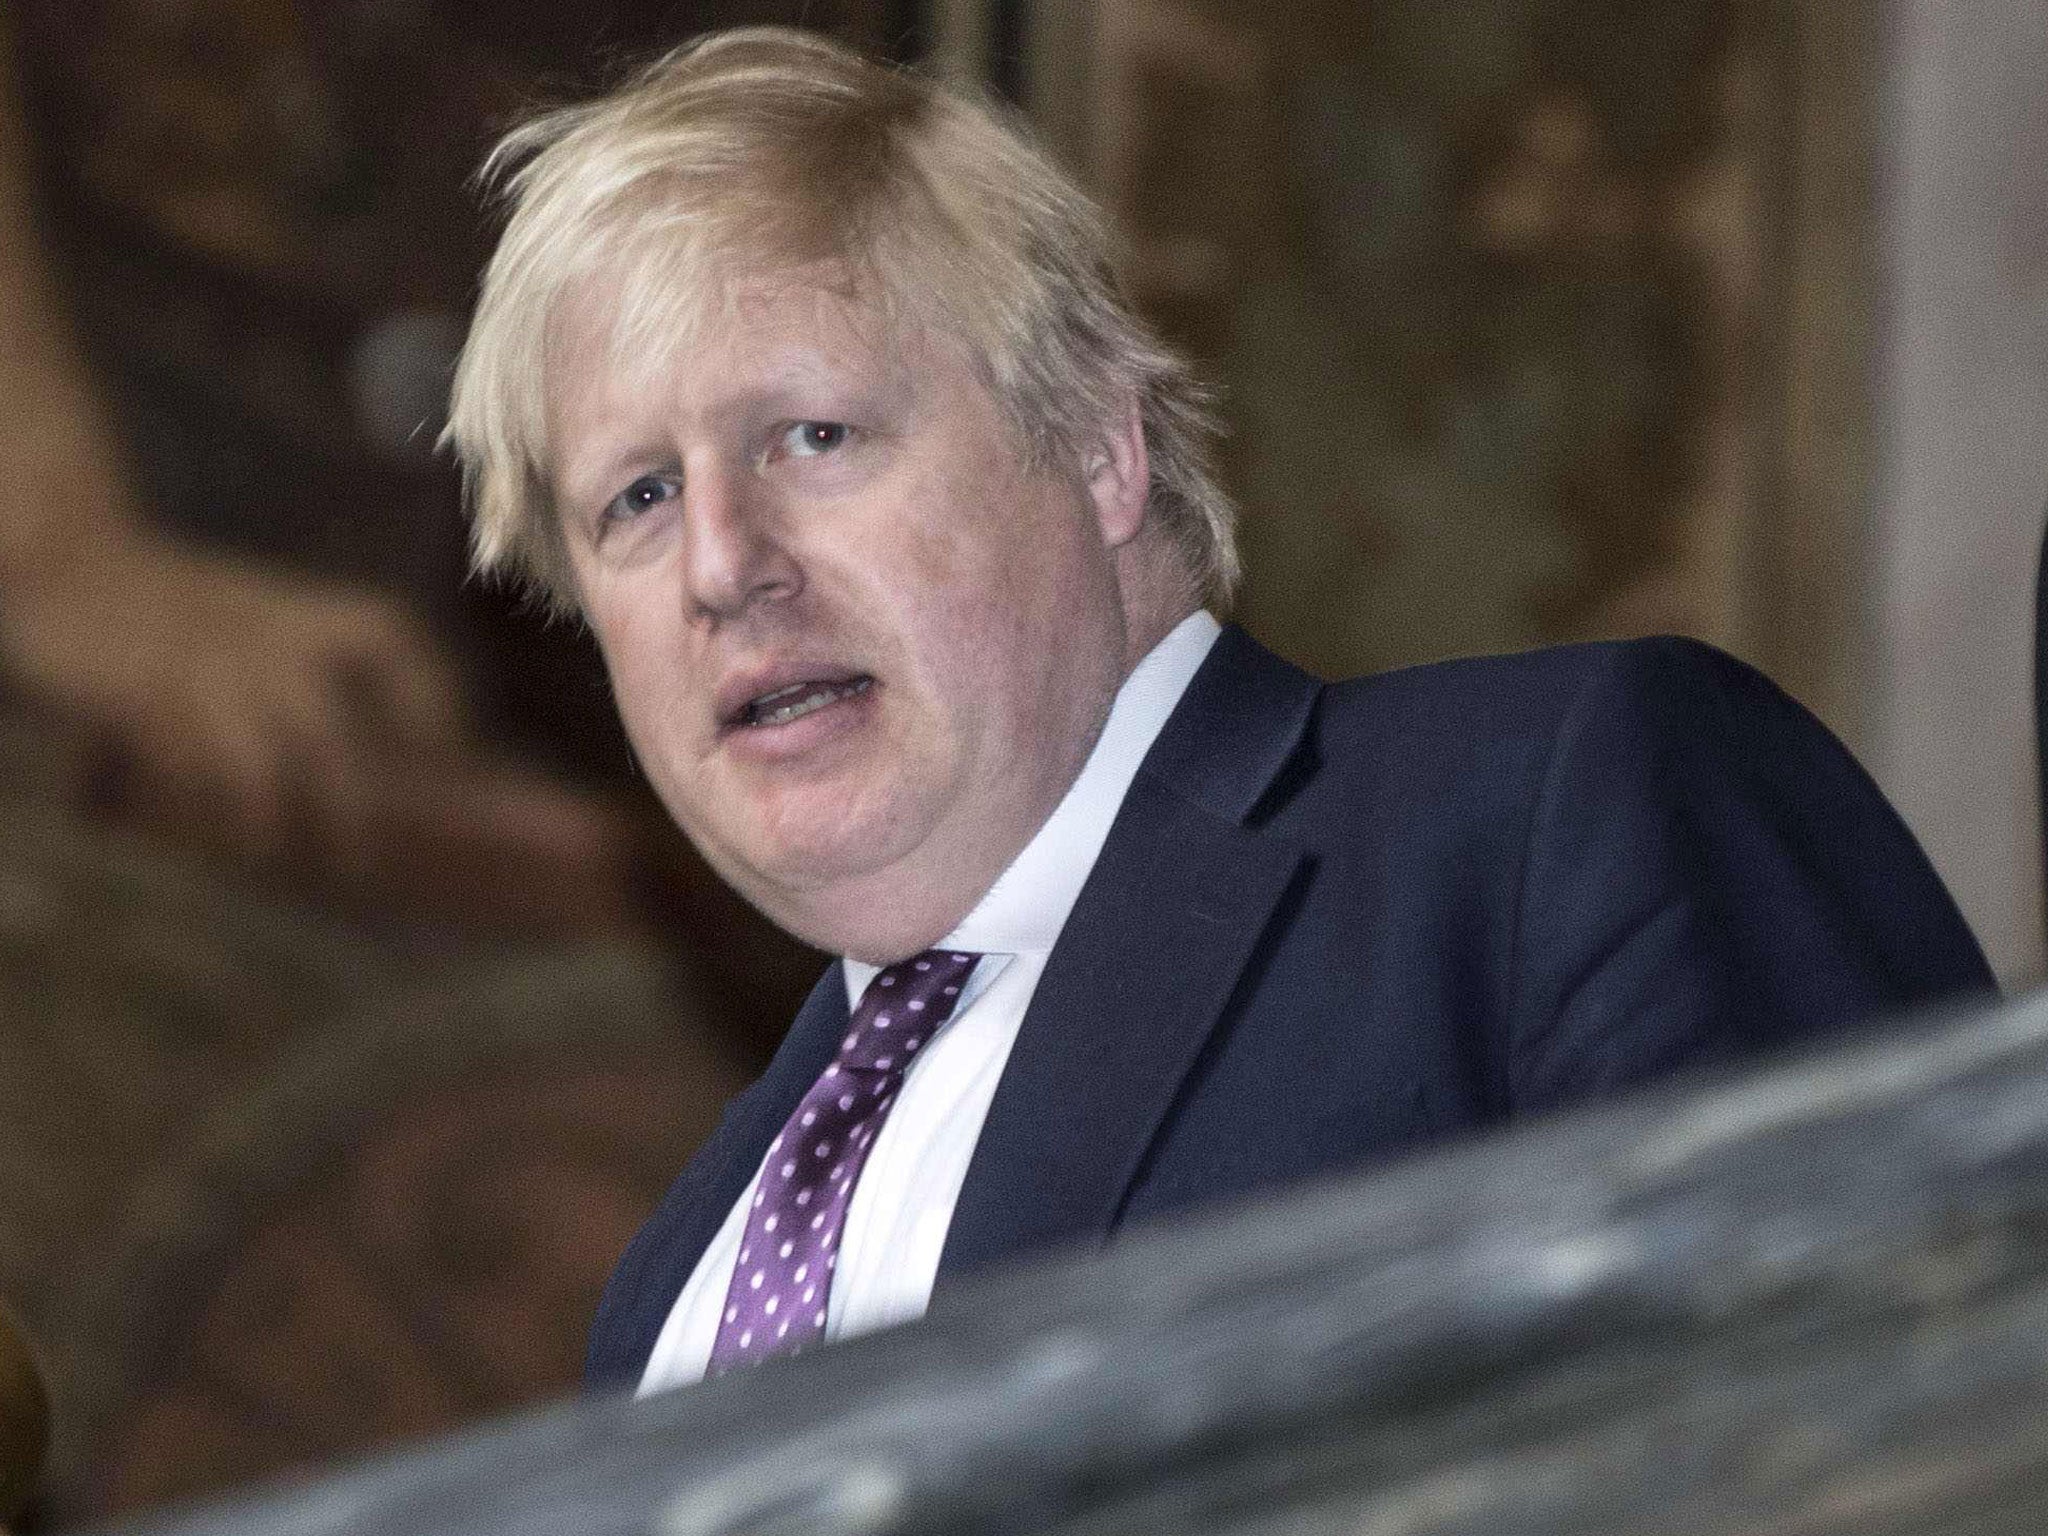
[678,457,803,623]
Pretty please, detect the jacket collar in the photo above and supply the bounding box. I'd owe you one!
[937,625,1319,1281]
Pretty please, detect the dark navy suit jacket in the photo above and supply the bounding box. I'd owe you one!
[586,627,1994,1387]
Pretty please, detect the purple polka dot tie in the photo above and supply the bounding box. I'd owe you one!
[707,948,979,1375]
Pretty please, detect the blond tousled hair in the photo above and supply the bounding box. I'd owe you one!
[442,26,1238,614]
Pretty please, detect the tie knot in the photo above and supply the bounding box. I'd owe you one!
[838,949,979,1075]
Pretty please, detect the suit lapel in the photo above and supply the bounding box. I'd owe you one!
[669,964,851,1276]
[938,626,1319,1281]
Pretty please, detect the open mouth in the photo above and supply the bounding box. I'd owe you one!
[735,675,873,729]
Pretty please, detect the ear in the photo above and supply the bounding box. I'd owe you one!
[1082,396,1150,551]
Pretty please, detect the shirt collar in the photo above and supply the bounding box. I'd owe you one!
[844,610,1222,999]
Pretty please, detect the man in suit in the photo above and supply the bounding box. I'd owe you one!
[441,28,1993,1393]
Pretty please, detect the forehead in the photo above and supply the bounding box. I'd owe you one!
[547,260,920,417]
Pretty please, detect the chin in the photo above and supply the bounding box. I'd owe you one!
[684,774,996,956]
[712,821,914,922]
[733,834,970,960]
[741,885,931,964]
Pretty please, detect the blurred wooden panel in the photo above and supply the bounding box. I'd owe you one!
[0,711,759,1527]
[1026,0,1872,744]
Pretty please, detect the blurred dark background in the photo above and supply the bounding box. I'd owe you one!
[0,0,2040,1527]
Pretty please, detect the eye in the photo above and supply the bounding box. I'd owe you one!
[781,421,851,458]
[605,473,680,522]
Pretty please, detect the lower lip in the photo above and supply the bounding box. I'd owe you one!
[720,681,876,764]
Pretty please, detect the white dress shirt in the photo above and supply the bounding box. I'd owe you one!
[636,610,1222,1395]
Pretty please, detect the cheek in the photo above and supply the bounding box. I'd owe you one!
[910,553,1111,766]
[888,529,1030,695]
[583,596,690,740]
[894,470,1084,627]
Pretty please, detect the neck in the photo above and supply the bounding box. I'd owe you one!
[1113,537,1203,679]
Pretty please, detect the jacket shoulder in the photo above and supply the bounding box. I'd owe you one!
[1320,633,1750,727]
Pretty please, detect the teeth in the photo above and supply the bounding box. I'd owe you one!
[744,676,870,727]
